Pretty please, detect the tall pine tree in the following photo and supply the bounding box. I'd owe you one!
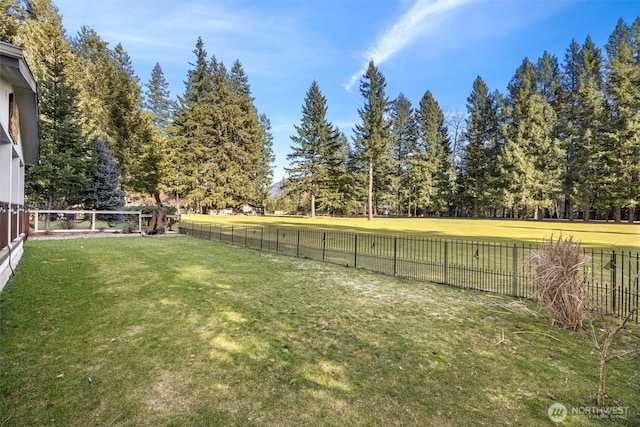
[415,90,453,216]
[500,57,563,219]
[69,26,113,146]
[560,37,606,221]
[143,62,174,136]
[287,80,340,217]
[170,37,214,212]
[387,93,416,215]
[462,77,494,217]
[604,18,640,222]
[255,113,275,205]
[353,60,390,220]
[18,0,91,211]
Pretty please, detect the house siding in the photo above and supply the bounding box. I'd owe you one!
[0,41,39,292]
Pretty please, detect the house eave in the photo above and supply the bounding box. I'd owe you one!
[0,41,40,165]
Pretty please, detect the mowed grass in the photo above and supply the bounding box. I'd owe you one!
[1,236,639,426]
[184,215,640,252]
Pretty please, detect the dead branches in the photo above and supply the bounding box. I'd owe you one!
[528,235,588,330]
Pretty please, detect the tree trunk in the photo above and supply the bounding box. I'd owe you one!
[310,191,316,218]
[368,160,374,221]
[568,200,574,222]
[583,197,590,222]
[614,205,621,223]
[598,355,607,407]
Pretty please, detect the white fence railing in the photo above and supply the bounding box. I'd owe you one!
[30,210,179,234]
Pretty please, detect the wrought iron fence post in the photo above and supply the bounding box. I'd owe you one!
[354,234,358,268]
[512,244,518,297]
[245,226,248,247]
[260,227,264,251]
[296,230,300,257]
[629,252,640,323]
[444,240,449,284]
[276,228,280,254]
[611,250,617,312]
[393,236,398,276]
[322,231,326,262]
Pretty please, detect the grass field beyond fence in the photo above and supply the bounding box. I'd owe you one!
[180,218,640,323]
[1,237,639,426]
[181,215,640,251]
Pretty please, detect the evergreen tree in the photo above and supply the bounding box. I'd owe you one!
[559,39,585,219]
[143,62,174,135]
[69,26,114,145]
[320,131,356,214]
[207,56,242,208]
[170,38,214,212]
[84,139,125,219]
[416,90,453,215]
[462,76,494,217]
[228,59,266,204]
[535,51,563,107]
[446,111,466,216]
[170,39,272,212]
[107,43,142,185]
[353,60,390,220]
[255,113,275,205]
[487,90,507,216]
[560,37,606,221]
[143,62,173,201]
[604,18,640,222]
[286,80,340,217]
[1,0,22,43]
[128,111,165,196]
[18,0,91,211]
[69,29,160,195]
[387,93,416,215]
[500,57,563,219]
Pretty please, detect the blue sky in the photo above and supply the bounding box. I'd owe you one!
[53,0,639,182]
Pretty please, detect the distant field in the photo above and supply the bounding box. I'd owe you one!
[184,215,640,251]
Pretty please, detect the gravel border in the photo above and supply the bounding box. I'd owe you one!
[27,231,182,240]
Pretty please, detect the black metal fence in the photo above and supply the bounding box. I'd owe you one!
[179,219,640,323]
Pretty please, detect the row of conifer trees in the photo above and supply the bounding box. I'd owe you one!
[284,17,639,221]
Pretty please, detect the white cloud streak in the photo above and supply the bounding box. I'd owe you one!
[344,0,475,90]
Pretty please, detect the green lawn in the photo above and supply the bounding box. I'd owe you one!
[1,236,639,426]
[183,215,640,252]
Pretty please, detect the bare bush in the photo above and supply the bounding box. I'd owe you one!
[528,235,588,330]
[588,307,639,407]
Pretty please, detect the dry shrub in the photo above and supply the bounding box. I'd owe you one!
[528,235,588,330]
